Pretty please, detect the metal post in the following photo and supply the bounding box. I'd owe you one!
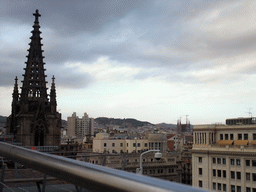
[139,150,160,175]
[14,162,18,179]
[42,174,47,192]
[0,163,5,192]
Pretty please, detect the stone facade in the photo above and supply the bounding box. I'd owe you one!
[192,119,256,191]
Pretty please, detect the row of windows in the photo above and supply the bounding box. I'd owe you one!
[246,173,256,181]
[201,182,256,192]
[200,156,256,168]
[231,171,241,179]
[213,169,226,178]
[144,168,175,174]
[213,183,226,191]
[103,143,148,147]
[212,184,256,192]
[212,157,226,164]
[220,133,256,140]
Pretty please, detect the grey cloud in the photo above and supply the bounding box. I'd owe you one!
[1,0,256,88]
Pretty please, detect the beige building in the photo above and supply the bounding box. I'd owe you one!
[148,132,167,152]
[77,152,181,182]
[192,117,256,192]
[93,137,149,153]
[67,112,94,139]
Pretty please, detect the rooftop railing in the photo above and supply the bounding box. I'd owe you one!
[0,142,205,192]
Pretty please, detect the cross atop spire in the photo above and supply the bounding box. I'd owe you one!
[33,9,41,24]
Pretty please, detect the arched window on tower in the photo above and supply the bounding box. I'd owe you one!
[36,90,40,97]
[28,89,33,97]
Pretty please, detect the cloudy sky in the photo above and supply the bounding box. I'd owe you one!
[1,0,256,124]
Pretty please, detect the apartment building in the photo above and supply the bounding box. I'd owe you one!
[93,138,149,153]
[67,112,94,139]
[77,152,181,182]
[192,117,256,192]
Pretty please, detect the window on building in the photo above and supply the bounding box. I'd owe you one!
[244,134,249,140]
[218,183,221,190]
[223,170,226,178]
[112,143,115,147]
[199,168,202,175]
[231,185,235,192]
[246,173,251,181]
[223,184,226,192]
[231,159,235,165]
[223,158,226,164]
[149,170,152,174]
[152,170,155,174]
[138,143,141,147]
[252,160,256,166]
[231,171,235,179]
[237,172,241,179]
[253,134,256,140]
[127,143,129,147]
[217,158,221,164]
[213,157,216,164]
[246,160,250,166]
[213,182,216,190]
[199,180,202,188]
[213,169,216,177]
[253,173,256,181]
[237,159,241,165]
[220,134,223,140]
[104,143,107,147]
[238,134,242,140]
[246,187,251,192]
[199,157,202,162]
[112,150,115,153]
[237,186,241,192]
[217,170,221,177]
[253,188,256,192]
[225,134,229,140]
[230,134,234,140]
[145,143,148,147]
[120,150,123,153]
[120,143,123,147]
[133,143,136,147]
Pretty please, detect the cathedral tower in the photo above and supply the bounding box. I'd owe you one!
[6,10,61,146]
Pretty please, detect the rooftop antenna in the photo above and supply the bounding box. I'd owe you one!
[246,108,253,117]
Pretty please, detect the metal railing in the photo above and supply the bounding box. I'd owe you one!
[0,142,205,192]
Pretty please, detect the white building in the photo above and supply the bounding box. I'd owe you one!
[192,117,256,192]
[67,112,94,139]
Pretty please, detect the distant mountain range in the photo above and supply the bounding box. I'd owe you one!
[0,115,177,128]
[94,117,153,127]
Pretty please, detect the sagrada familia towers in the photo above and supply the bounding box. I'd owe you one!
[6,10,61,146]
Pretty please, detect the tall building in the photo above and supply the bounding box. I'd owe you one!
[67,112,94,139]
[6,10,61,146]
[192,117,256,191]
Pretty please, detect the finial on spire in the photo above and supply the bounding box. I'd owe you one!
[15,76,18,84]
[33,9,41,23]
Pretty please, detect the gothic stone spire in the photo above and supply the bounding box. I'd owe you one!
[20,9,48,104]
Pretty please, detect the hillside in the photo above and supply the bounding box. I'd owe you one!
[94,117,153,127]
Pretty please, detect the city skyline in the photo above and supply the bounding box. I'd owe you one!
[1,1,256,124]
